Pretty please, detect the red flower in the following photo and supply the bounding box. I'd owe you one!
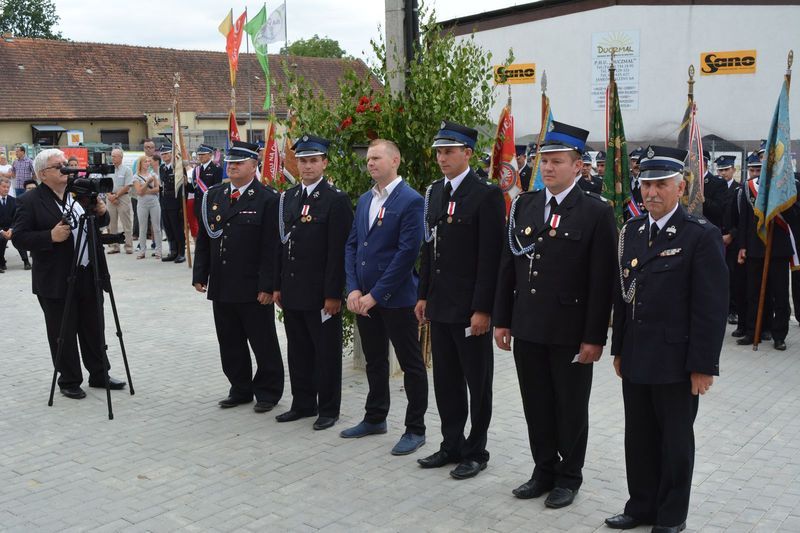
[372,103,381,112]
[339,116,353,130]
[358,96,371,105]
[355,103,367,113]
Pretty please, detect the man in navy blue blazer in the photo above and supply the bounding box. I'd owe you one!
[342,139,429,456]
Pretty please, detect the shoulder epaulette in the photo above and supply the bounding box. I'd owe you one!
[685,214,710,226]
[585,191,608,203]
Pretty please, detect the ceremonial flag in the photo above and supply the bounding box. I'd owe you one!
[219,9,247,87]
[282,109,299,183]
[172,104,186,193]
[228,111,240,143]
[528,96,552,192]
[490,100,520,215]
[261,120,283,186]
[677,99,705,215]
[602,74,631,227]
[755,77,797,247]
[244,6,272,110]
[265,2,287,44]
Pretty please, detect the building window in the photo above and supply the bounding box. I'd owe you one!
[247,129,265,144]
[203,130,228,149]
[101,130,130,148]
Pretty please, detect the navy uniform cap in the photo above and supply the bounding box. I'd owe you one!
[595,150,606,163]
[757,139,767,154]
[159,144,173,154]
[291,134,330,158]
[746,152,762,167]
[515,144,526,157]
[702,150,711,161]
[224,140,260,162]
[638,145,688,180]
[432,120,478,149]
[539,121,589,154]
[582,153,593,164]
[196,144,215,155]
[714,155,736,170]
[527,142,538,154]
[629,146,644,160]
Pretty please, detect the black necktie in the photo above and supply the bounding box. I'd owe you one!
[548,196,559,215]
[442,181,452,210]
[300,187,308,205]
[649,223,659,247]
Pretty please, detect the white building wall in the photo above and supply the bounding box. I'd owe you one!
[456,4,800,146]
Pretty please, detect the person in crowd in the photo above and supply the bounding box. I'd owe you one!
[106,148,134,255]
[132,156,162,260]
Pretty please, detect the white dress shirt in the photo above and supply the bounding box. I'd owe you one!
[369,176,402,227]
[544,181,578,223]
[230,178,255,197]
[648,202,680,231]
[443,167,470,196]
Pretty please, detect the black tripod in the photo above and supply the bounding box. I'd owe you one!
[48,209,134,419]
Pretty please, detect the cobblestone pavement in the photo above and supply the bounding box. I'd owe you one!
[1,246,799,532]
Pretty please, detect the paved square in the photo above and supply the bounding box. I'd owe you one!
[1,247,799,532]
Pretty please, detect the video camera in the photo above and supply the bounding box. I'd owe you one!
[60,152,115,198]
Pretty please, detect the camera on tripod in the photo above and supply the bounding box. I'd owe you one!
[60,152,115,198]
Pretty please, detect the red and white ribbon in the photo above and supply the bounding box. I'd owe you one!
[447,201,456,216]
[301,204,310,216]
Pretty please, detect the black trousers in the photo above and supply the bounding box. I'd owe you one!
[622,378,698,527]
[212,301,284,403]
[0,234,28,267]
[355,307,428,435]
[745,256,789,341]
[161,205,184,256]
[283,308,343,418]
[733,259,748,329]
[430,320,493,463]
[131,197,139,238]
[792,270,800,324]
[38,266,108,388]
[725,245,741,316]
[513,340,593,490]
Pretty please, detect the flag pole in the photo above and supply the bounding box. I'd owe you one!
[283,0,288,50]
[753,50,793,350]
[245,8,254,141]
[173,72,192,268]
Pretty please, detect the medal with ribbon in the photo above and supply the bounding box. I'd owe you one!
[548,213,561,237]
[301,204,311,222]
[446,201,456,223]
[377,206,386,226]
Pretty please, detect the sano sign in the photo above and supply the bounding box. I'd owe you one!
[700,50,757,75]
[494,63,536,85]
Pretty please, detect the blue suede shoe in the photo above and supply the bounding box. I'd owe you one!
[339,420,387,439]
[391,432,426,455]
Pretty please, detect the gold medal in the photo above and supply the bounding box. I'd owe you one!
[623,268,630,278]
[447,216,453,223]
[377,220,383,226]
[210,223,215,230]
[212,204,218,211]
[549,229,556,237]
[306,216,312,222]
[631,258,638,268]
[524,227,532,236]
[301,216,307,223]
[215,215,221,222]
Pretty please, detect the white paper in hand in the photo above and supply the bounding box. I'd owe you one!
[465,327,473,338]
[571,353,581,363]
[321,309,332,323]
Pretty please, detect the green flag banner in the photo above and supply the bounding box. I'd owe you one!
[245,6,271,110]
[603,78,631,227]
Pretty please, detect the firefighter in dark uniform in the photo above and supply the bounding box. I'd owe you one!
[273,134,353,430]
[189,144,223,221]
[577,152,603,194]
[701,150,728,230]
[516,145,532,192]
[192,140,284,412]
[595,150,606,178]
[415,121,505,480]
[606,145,727,533]
[493,121,617,509]
[715,155,742,325]
[158,144,186,263]
[628,147,646,218]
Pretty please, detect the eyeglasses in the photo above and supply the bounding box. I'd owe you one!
[44,164,65,171]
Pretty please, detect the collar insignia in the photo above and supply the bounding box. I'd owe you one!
[247,188,255,196]
[312,190,319,198]
[666,225,677,238]
[638,223,646,233]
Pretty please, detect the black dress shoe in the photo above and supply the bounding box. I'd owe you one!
[253,401,276,413]
[24,263,32,270]
[727,313,738,325]
[161,254,177,262]
[775,340,787,351]
[651,522,686,533]
[275,409,316,422]
[736,336,754,345]
[761,331,773,341]
[313,416,338,430]
[544,487,577,508]
[605,514,642,529]
[731,328,746,338]
[218,396,252,408]
[88,377,126,390]
[512,478,554,499]
[173,254,186,264]
[449,460,487,480]
[60,386,86,399]
[417,450,458,469]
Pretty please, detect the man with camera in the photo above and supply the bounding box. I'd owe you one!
[12,149,126,399]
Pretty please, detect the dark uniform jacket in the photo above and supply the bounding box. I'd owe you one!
[0,194,17,230]
[577,175,603,195]
[193,179,279,303]
[611,207,727,384]
[191,162,223,217]
[12,184,110,299]
[737,180,796,259]
[159,163,182,209]
[702,173,729,230]
[493,186,617,346]
[275,179,353,311]
[418,170,505,324]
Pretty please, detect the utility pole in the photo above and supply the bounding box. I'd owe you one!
[385,0,419,96]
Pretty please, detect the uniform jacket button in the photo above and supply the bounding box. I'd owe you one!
[530,289,536,294]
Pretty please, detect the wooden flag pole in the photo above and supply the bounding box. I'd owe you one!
[173,73,192,268]
[753,50,792,350]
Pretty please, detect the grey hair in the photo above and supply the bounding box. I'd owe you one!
[111,148,124,157]
[34,148,65,181]
[0,177,10,186]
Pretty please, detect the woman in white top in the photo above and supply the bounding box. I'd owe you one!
[132,155,162,259]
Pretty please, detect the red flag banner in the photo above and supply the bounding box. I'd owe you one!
[228,111,240,143]
[490,104,520,215]
[261,120,283,186]
[225,11,247,87]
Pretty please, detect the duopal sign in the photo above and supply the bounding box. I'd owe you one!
[700,50,757,75]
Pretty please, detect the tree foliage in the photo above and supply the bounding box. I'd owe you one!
[0,0,62,39]
[280,34,347,59]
